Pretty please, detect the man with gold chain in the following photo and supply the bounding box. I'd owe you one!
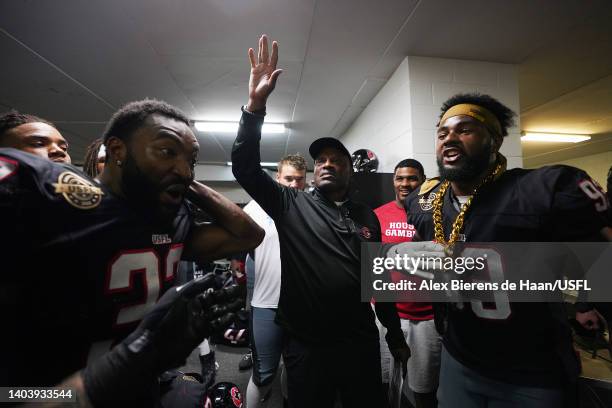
[401,93,611,407]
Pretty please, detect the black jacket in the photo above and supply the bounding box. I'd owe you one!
[406,165,609,387]
[0,148,193,386]
[232,110,405,348]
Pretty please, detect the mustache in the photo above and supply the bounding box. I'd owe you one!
[121,154,189,196]
[160,180,189,191]
[442,142,465,152]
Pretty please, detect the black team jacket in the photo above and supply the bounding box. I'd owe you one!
[231,109,405,349]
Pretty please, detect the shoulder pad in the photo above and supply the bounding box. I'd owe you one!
[418,178,441,195]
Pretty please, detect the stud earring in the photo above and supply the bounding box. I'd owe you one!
[116,160,122,167]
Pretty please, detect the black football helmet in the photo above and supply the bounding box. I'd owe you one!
[204,382,243,407]
[351,149,379,173]
[211,311,249,347]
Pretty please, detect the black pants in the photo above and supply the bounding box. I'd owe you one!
[283,335,385,408]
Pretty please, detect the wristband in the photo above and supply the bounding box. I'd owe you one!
[241,105,266,116]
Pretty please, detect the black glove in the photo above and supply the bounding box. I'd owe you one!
[82,273,243,407]
[386,329,410,378]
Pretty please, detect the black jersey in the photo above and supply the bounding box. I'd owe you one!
[405,164,609,387]
[0,149,194,386]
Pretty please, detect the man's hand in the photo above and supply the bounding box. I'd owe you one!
[576,308,606,331]
[390,345,411,378]
[82,274,243,406]
[247,34,282,112]
[387,241,446,259]
[386,241,446,279]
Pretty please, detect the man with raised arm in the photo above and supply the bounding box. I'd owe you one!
[232,35,409,408]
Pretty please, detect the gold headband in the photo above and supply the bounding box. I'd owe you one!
[439,103,502,136]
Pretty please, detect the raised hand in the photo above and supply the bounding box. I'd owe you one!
[247,34,282,112]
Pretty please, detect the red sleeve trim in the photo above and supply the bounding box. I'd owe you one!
[0,157,18,182]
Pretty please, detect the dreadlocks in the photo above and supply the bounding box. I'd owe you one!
[83,138,105,178]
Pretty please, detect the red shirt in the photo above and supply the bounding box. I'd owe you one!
[374,201,433,320]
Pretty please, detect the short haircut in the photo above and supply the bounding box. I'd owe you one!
[102,99,191,143]
[278,153,307,173]
[83,138,105,178]
[0,110,56,141]
[394,158,425,178]
[439,93,516,137]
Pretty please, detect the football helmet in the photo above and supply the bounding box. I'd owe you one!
[204,382,243,408]
[351,149,379,173]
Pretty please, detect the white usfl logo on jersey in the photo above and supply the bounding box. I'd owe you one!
[0,157,18,181]
[53,171,103,209]
[152,234,172,245]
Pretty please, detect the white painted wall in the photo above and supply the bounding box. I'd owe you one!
[341,59,412,173]
[206,183,252,204]
[194,164,236,182]
[527,150,612,188]
[341,56,523,176]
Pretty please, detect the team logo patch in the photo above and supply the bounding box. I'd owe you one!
[181,374,198,382]
[152,234,172,245]
[0,157,18,182]
[53,171,103,209]
[230,387,243,407]
[419,192,437,211]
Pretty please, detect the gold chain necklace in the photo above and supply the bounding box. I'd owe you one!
[432,162,503,253]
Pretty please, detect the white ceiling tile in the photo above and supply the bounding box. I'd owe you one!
[521,74,612,135]
[0,0,197,115]
[120,0,315,61]
[0,0,611,168]
[0,32,113,122]
[350,78,387,108]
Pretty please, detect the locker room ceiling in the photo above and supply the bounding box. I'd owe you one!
[1,0,611,169]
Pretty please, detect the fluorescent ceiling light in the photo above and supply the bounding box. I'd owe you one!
[521,132,591,143]
[226,161,278,167]
[195,122,237,132]
[262,123,285,133]
[195,121,285,134]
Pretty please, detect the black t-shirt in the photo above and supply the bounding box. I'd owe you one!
[405,165,609,387]
[0,149,193,386]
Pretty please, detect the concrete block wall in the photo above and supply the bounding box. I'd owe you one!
[341,56,523,176]
[341,59,413,173]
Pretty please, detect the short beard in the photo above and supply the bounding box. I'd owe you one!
[437,142,494,182]
[315,177,350,199]
[120,150,172,225]
[317,181,343,195]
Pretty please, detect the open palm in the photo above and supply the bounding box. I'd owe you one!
[247,35,282,111]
